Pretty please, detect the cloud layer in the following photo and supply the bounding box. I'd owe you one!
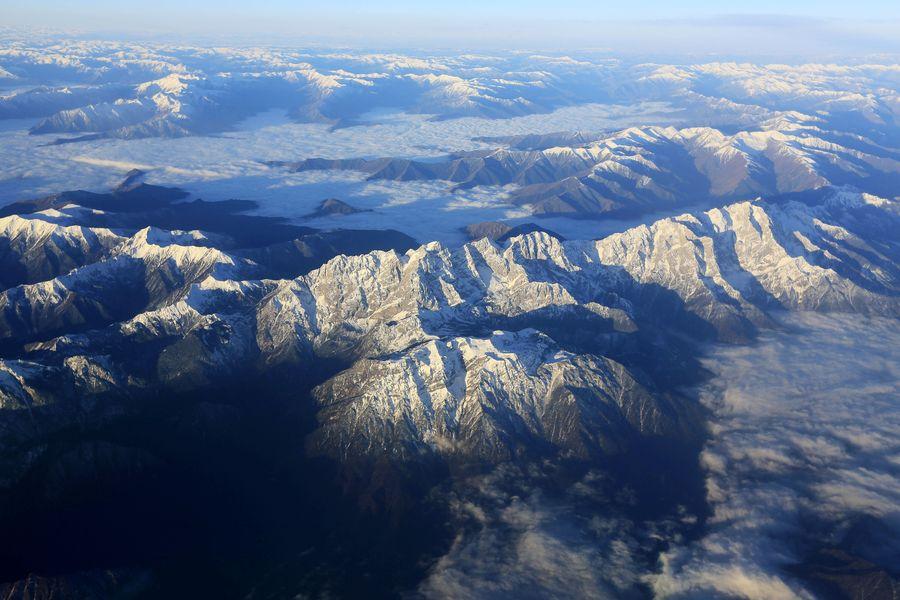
[418,465,687,599]
[650,312,900,599]
[0,101,680,244]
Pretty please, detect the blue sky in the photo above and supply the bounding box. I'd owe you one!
[3,0,900,55]
[6,0,900,20]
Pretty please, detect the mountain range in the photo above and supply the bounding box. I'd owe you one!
[1,181,896,470]
[1,38,899,599]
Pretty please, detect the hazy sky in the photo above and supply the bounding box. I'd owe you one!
[3,0,900,55]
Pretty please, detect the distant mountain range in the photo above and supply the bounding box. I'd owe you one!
[2,44,898,144]
[274,115,900,217]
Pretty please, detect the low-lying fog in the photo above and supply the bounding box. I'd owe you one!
[0,102,685,244]
[654,312,900,598]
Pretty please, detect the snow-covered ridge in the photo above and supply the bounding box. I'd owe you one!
[0,222,254,344]
[282,121,899,217]
[4,188,894,354]
[0,214,124,288]
[0,188,897,464]
[311,329,691,460]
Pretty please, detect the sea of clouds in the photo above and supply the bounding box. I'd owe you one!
[0,102,680,244]
[651,312,900,599]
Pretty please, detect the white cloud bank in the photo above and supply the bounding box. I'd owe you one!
[650,312,900,599]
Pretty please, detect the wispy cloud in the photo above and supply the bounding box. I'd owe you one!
[418,465,679,599]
